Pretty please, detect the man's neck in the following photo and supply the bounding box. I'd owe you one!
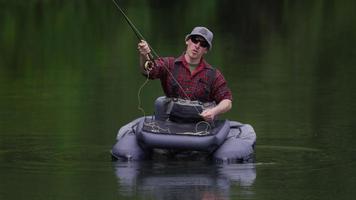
[184,54,201,65]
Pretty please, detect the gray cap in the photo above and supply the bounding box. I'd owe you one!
[185,26,213,50]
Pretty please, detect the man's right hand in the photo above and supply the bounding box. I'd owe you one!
[138,40,151,56]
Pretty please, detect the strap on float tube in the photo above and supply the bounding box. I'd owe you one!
[111,0,202,114]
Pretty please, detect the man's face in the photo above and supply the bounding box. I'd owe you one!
[185,36,209,60]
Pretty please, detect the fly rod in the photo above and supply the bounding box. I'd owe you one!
[112,0,158,61]
[111,0,201,113]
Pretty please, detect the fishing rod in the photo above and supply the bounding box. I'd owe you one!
[112,0,157,62]
[111,0,202,114]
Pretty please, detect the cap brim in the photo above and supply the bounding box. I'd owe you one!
[185,34,211,50]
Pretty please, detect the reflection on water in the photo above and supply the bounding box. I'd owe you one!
[113,161,256,200]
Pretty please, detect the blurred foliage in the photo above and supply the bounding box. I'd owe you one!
[0,0,355,145]
[0,1,355,199]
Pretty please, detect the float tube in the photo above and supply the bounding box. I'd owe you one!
[111,97,256,163]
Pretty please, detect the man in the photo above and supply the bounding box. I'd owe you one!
[138,26,232,122]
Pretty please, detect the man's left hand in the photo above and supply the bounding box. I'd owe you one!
[200,108,216,122]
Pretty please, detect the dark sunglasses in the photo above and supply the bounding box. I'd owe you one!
[190,36,209,48]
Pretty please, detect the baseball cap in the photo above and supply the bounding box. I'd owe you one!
[185,26,213,50]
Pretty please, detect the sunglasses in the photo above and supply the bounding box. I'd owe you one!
[190,36,209,48]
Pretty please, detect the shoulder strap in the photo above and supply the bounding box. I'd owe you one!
[202,67,216,102]
[171,61,180,97]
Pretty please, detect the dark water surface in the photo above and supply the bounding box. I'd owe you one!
[1,1,356,200]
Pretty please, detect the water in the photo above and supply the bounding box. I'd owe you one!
[1,0,356,199]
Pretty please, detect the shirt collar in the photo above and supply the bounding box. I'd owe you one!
[174,53,212,70]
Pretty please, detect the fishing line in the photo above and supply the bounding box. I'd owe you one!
[137,71,150,117]
[112,0,201,114]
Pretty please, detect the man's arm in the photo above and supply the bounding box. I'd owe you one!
[200,99,232,121]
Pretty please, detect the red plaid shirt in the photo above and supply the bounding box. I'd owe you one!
[143,54,232,103]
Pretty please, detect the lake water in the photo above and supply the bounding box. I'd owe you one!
[1,1,356,200]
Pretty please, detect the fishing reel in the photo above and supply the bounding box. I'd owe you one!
[144,60,155,71]
[144,53,155,71]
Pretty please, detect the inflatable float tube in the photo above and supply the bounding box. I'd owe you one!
[111,97,256,163]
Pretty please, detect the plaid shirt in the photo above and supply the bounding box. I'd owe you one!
[144,54,232,103]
